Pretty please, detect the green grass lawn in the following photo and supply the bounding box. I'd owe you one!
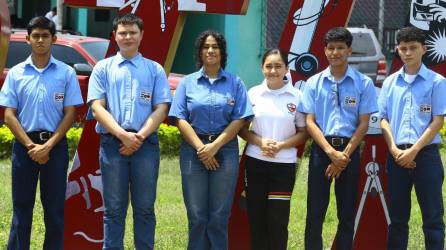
[0,155,445,249]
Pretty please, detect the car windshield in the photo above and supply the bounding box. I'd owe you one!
[80,41,110,62]
[5,42,31,68]
[351,32,377,57]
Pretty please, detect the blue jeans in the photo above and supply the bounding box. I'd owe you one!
[305,142,360,250]
[8,138,68,250]
[180,137,239,250]
[387,144,444,250]
[99,134,160,250]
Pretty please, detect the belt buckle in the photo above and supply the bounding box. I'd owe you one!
[331,137,343,147]
[39,132,51,141]
[208,134,216,142]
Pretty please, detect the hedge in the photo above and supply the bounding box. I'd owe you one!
[0,125,83,159]
[0,123,445,160]
[0,124,182,159]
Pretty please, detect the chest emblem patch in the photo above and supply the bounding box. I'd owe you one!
[140,91,151,101]
[54,92,64,102]
[420,104,432,113]
[287,103,296,113]
[227,97,235,106]
[344,96,357,107]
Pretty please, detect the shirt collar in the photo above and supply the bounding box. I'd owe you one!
[24,55,56,72]
[321,65,353,84]
[116,52,142,66]
[397,63,429,83]
[259,79,295,96]
[196,67,228,81]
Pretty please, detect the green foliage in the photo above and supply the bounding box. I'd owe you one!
[0,126,14,158]
[0,125,82,159]
[66,127,83,158]
[158,123,182,158]
[440,122,446,151]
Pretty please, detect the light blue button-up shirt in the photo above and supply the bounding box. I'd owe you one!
[378,64,446,145]
[298,66,378,137]
[168,68,253,135]
[87,53,172,134]
[0,56,83,132]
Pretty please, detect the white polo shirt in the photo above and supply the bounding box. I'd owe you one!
[246,80,306,163]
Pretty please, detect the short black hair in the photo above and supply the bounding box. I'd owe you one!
[27,16,56,36]
[52,6,57,13]
[195,30,228,69]
[113,13,144,32]
[261,48,288,67]
[324,27,353,47]
[396,27,425,45]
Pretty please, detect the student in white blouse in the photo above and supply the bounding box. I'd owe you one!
[239,48,308,250]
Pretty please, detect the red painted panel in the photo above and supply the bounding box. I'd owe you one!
[63,0,249,249]
[0,0,10,73]
[279,0,356,85]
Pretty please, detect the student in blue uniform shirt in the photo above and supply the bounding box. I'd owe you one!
[87,14,171,249]
[298,27,378,250]
[0,16,83,249]
[378,26,446,250]
[169,30,253,250]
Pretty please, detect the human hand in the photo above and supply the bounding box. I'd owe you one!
[325,163,344,179]
[395,148,417,169]
[259,139,277,158]
[119,134,145,156]
[201,156,220,171]
[268,141,284,157]
[197,143,219,162]
[119,131,143,151]
[28,143,51,165]
[327,150,350,168]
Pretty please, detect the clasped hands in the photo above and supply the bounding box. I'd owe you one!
[259,138,283,158]
[119,131,145,156]
[197,143,220,171]
[325,150,350,180]
[27,143,51,165]
[392,147,417,169]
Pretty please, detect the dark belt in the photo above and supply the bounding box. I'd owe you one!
[197,133,220,142]
[397,143,438,151]
[27,131,53,143]
[325,136,350,147]
[101,129,138,137]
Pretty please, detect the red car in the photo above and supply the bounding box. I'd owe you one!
[0,30,181,123]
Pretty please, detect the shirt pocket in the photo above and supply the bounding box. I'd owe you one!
[341,91,360,113]
[137,77,154,105]
[417,89,433,117]
[138,88,152,105]
[215,93,235,118]
[49,79,66,109]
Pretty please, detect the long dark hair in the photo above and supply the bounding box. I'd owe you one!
[195,30,227,69]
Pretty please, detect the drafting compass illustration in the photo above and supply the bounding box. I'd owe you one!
[353,145,391,239]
